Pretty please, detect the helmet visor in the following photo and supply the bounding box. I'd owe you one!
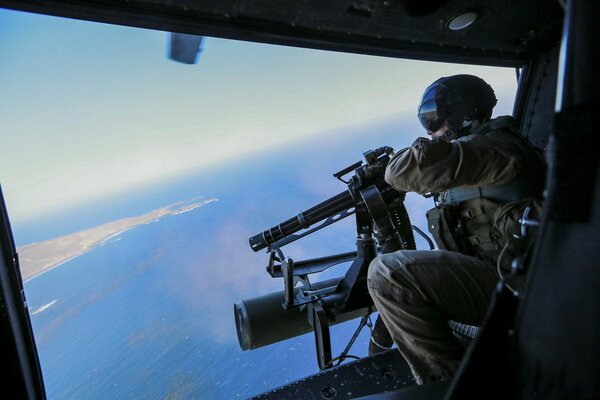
[418,84,446,132]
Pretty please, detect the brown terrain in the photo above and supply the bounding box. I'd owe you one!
[17,198,218,280]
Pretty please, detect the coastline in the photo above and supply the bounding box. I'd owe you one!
[18,197,218,282]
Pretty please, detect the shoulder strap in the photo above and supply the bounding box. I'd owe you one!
[468,115,517,137]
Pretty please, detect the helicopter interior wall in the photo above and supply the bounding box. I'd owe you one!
[514,167,600,399]
[0,190,46,399]
[447,1,600,397]
[517,45,560,152]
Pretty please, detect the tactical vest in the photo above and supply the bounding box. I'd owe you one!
[426,117,544,264]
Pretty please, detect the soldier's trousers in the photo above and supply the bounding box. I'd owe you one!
[367,249,499,384]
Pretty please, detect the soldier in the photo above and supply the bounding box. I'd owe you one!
[367,74,544,384]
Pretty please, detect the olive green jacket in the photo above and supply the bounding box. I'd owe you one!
[384,117,538,195]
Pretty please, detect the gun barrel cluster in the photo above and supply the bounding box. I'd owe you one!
[249,190,354,252]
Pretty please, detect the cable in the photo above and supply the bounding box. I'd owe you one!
[496,240,517,294]
[411,225,435,250]
[327,314,372,367]
[326,355,361,368]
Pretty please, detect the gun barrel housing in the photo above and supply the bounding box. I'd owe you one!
[235,278,367,350]
[249,190,354,252]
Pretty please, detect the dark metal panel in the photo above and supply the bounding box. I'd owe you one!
[0,0,562,67]
[252,349,416,400]
[0,186,46,399]
[515,45,559,151]
[513,1,600,397]
[443,1,600,399]
[357,380,448,399]
[515,171,600,400]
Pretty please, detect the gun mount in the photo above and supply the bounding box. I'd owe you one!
[236,147,425,370]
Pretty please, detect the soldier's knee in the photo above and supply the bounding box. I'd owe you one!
[368,252,408,292]
[367,257,386,301]
[367,255,389,288]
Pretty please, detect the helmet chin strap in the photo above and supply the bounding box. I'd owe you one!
[438,129,459,141]
[439,119,481,141]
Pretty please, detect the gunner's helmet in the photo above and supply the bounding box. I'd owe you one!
[417,74,498,135]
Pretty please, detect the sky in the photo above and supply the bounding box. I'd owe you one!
[0,8,518,224]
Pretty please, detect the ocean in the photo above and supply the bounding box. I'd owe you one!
[21,116,433,399]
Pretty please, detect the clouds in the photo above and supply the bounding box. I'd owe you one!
[1,9,517,225]
[8,47,518,346]
[163,217,281,344]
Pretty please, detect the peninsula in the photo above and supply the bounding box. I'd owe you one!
[17,197,218,281]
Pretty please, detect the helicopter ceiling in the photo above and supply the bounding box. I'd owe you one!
[2,0,563,67]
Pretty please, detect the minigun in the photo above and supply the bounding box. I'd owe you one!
[235,147,430,370]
